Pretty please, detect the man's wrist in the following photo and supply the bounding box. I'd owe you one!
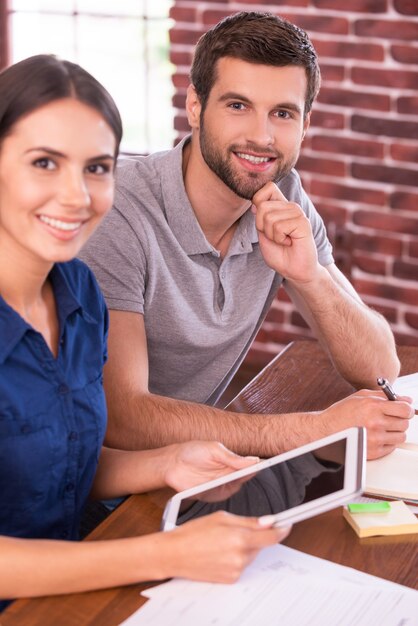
[286,264,330,296]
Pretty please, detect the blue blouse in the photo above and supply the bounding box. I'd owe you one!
[0,259,108,545]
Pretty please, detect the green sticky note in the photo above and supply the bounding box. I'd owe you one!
[348,502,391,514]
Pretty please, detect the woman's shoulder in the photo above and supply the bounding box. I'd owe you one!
[54,259,106,313]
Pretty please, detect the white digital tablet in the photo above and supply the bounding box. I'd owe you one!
[161,427,365,531]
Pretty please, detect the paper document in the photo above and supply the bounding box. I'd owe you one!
[394,372,418,446]
[119,545,418,625]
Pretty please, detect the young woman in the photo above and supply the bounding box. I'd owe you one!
[0,55,288,609]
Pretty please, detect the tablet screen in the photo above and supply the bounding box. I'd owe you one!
[176,439,346,525]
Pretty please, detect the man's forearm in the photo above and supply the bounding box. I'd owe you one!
[104,388,331,456]
[286,266,400,388]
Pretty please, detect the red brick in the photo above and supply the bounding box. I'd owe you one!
[409,241,418,258]
[314,201,348,228]
[317,87,390,112]
[354,279,418,305]
[313,38,384,62]
[352,233,403,256]
[390,143,418,164]
[172,92,187,109]
[170,50,192,66]
[394,332,418,347]
[202,10,232,26]
[391,191,418,212]
[391,44,418,65]
[352,115,418,140]
[353,211,418,236]
[170,27,203,46]
[173,114,190,132]
[296,154,346,177]
[351,162,417,187]
[312,134,384,159]
[352,66,418,90]
[394,0,418,16]
[291,311,310,329]
[239,0,308,5]
[169,7,196,22]
[276,289,292,303]
[398,96,418,115]
[281,13,349,35]
[312,181,386,206]
[310,109,345,130]
[172,72,190,89]
[405,312,418,330]
[320,63,345,82]
[353,252,387,275]
[361,299,398,323]
[393,260,418,281]
[265,307,285,324]
[315,0,387,10]
[355,19,418,41]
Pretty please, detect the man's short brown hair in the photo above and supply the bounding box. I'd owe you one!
[190,11,320,117]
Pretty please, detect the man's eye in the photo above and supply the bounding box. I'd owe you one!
[229,102,246,111]
[275,110,291,119]
[33,157,55,170]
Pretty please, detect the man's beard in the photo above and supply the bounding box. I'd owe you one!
[199,123,296,200]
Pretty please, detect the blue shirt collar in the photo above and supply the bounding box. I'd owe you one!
[0,263,97,364]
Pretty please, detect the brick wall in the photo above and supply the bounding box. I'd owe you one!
[169,0,418,374]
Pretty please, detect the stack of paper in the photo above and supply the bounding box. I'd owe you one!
[343,500,418,537]
[119,545,418,625]
[365,372,418,501]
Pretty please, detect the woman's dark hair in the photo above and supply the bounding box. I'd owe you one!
[191,11,320,118]
[0,54,123,156]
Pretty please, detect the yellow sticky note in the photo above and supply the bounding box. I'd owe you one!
[343,500,418,538]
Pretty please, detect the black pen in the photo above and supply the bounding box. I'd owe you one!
[377,377,398,401]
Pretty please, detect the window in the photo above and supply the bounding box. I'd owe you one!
[7,0,175,153]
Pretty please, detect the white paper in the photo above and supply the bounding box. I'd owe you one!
[394,373,418,446]
[119,545,418,625]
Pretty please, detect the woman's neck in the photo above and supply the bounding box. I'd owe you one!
[0,239,58,356]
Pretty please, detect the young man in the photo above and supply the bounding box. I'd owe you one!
[80,12,412,469]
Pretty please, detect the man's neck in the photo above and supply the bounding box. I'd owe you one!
[182,137,250,256]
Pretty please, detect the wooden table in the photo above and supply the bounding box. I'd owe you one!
[3,341,418,625]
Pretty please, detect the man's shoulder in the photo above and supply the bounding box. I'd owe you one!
[113,146,181,216]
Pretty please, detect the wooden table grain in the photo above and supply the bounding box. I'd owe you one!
[2,341,418,626]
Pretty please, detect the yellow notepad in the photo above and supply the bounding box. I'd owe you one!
[343,500,418,538]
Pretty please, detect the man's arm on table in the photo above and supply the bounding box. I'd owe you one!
[285,262,400,389]
[103,310,412,460]
[252,181,400,389]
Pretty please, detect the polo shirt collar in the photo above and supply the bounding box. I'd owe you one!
[0,263,95,364]
[160,135,259,256]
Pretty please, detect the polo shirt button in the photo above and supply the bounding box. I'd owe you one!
[58,384,70,395]
[65,482,75,492]
[62,530,68,538]
[69,431,78,441]
[21,424,31,434]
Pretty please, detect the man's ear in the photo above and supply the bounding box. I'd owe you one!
[186,85,202,129]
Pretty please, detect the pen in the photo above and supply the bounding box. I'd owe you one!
[377,377,398,401]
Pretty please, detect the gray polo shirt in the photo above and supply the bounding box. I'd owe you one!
[80,136,333,405]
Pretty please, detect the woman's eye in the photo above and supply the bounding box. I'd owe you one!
[86,163,111,175]
[33,157,55,170]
